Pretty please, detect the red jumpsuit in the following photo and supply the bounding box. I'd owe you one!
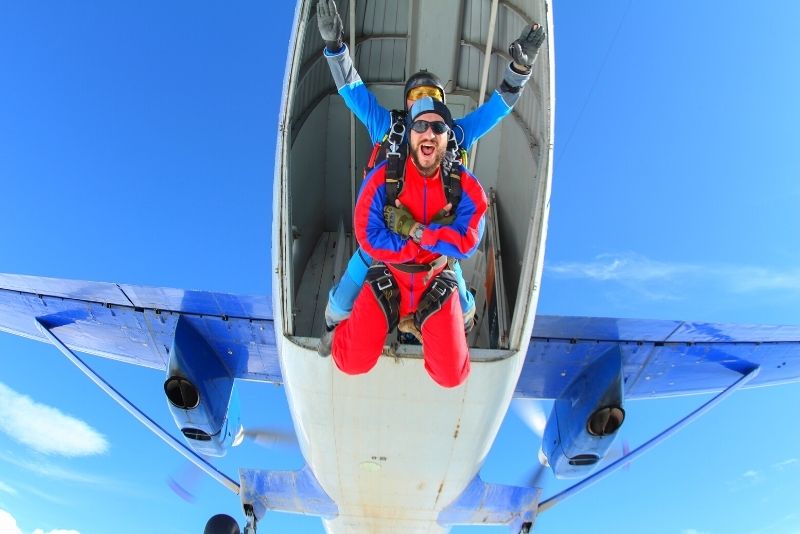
[331,158,487,387]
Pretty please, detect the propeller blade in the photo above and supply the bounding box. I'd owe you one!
[238,427,298,448]
[167,476,196,503]
[166,462,203,503]
[512,398,548,437]
[529,460,549,488]
[166,427,297,501]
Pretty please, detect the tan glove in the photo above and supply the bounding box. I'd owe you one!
[384,205,416,237]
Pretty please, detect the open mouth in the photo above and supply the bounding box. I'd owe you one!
[420,143,435,157]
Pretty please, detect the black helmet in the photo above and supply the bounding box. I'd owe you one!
[404,70,446,106]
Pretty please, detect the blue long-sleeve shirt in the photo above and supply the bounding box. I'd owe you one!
[323,44,531,149]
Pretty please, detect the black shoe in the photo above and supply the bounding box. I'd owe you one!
[397,332,421,345]
[318,325,335,357]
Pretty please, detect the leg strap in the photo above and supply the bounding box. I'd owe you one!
[365,264,400,332]
[415,269,459,331]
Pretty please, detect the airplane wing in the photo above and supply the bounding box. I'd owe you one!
[0,273,280,383]
[517,315,800,400]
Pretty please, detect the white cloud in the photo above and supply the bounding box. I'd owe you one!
[0,481,17,495]
[0,508,80,534]
[548,253,698,282]
[0,450,110,486]
[772,458,798,471]
[727,468,767,492]
[742,469,760,479]
[0,383,108,457]
[13,483,67,506]
[0,509,23,534]
[545,252,800,300]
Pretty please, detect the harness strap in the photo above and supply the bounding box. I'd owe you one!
[365,264,400,331]
[369,111,462,216]
[390,256,448,275]
[414,269,459,331]
[384,110,407,208]
[440,128,464,212]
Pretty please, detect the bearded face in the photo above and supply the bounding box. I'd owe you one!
[409,112,448,177]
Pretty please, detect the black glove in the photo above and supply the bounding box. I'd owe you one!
[431,207,455,226]
[317,0,344,52]
[508,23,545,72]
[384,205,416,237]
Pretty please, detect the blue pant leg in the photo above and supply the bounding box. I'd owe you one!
[325,248,373,325]
[453,261,475,315]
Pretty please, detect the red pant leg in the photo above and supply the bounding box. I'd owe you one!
[420,292,470,388]
[331,285,388,376]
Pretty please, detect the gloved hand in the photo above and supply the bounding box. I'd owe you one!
[432,213,455,226]
[317,0,344,52]
[431,204,455,226]
[384,205,417,237]
[508,23,545,72]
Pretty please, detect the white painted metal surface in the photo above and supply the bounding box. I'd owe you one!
[280,338,524,533]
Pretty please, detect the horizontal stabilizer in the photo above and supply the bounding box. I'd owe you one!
[239,465,338,520]
[437,475,540,530]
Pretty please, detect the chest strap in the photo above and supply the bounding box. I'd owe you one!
[384,111,407,208]
[384,112,464,212]
[390,256,450,285]
[390,256,448,274]
[441,128,463,211]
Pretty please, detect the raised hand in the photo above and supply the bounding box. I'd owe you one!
[508,23,545,71]
[317,0,344,51]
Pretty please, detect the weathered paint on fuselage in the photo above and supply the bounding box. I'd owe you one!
[278,339,527,533]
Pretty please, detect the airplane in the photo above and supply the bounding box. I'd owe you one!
[1,1,799,533]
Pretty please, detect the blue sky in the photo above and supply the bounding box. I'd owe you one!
[1,1,799,533]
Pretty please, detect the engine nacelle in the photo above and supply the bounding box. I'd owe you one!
[542,346,625,478]
[164,315,242,457]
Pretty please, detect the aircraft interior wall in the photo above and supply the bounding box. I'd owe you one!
[280,0,551,350]
[289,97,330,300]
[493,117,542,316]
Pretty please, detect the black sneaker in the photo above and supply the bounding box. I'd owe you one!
[397,331,421,345]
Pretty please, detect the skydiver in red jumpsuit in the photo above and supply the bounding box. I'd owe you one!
[331,98,488,388]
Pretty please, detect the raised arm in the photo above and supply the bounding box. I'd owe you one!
[317,0,391,143]
[453,23,545,150]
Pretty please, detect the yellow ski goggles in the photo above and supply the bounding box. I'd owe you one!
[407,85,444,103]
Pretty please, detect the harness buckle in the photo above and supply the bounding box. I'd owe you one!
[391,120,405,137]
[377,270,394,291]
[431,280,448,296]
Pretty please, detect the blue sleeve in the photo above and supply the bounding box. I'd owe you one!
[339,83,391,144]
[452,91,512,150]
[452,62,531,149]
[323,44,391,144]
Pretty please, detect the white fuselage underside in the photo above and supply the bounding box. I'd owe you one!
[279,339,526,533]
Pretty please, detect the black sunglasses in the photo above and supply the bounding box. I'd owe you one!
[410,119,449,135]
